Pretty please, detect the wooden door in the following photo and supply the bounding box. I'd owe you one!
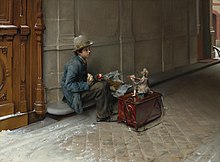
[0,0,46,130]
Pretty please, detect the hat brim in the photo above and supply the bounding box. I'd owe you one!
[72,41,94,52]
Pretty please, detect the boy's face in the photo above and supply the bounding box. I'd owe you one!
[78,46,91,59]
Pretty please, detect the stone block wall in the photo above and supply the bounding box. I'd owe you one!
[42,0,198,103]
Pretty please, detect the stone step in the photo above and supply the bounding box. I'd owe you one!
[47,101,95,116]
[15,116,58,133]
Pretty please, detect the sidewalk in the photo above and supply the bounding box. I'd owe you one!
[150,58,220,86]
[0,61,220,162]
[183,133,220,162]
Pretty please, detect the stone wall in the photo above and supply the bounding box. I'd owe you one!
[42,0,198,103]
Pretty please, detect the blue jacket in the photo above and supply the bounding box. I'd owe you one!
[61,55,90,113]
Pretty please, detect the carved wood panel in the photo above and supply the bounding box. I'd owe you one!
[0,42,14,117]
[0,0,13,24]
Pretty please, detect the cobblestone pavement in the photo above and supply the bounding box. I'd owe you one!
[0,64,220,162]
[183,133,220,162]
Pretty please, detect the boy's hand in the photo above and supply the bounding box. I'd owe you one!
[87,73,94,86]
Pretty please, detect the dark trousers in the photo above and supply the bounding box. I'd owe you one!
[81,81,113,119]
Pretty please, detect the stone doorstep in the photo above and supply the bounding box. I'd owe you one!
[47,101,95,116]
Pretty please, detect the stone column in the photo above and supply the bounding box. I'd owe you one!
[210,0,215,57]
[119,0,135,82]
[203,0,212,59]
[216,15,220,46]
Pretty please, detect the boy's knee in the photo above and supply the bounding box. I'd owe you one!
[95,81,107,90]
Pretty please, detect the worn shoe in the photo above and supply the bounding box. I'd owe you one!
[109,114,117,122]
[96,116,117,122]
[111,111,118,116]
[96,116,110,122]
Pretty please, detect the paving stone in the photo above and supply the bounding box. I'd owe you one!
[115,156,130,162]
[86,141,100,151]
[129,157,146,162]
[128,149,144,158]
[141,148,156,158]
[101,139,114,148]
[114,145,128,157]
[87,132,100,142]
[100,148,115,159]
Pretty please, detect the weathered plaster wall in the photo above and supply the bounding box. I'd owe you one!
[42,0,197,103]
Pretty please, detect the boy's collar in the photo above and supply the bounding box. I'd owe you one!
[77,55,87,64]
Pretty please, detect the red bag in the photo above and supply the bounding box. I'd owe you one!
[117,91,163,130]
